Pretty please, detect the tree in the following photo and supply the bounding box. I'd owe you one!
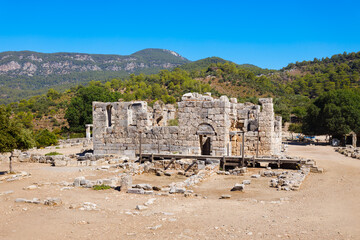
[288,123,303,139]
[0,105,36,153]
[302,89,360,138]
[65,82,120,132]
[35,129,58,148]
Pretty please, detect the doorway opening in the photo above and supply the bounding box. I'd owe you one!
[200,135,211,155]
[196,123,216,156]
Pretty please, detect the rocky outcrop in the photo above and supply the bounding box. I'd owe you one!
[0,49,189,77]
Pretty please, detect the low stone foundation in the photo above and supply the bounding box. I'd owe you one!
[335,146,360,159]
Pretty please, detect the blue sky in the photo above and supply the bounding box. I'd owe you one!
[1,0,359,69]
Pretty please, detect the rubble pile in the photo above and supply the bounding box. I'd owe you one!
[335,146,360,159]
[268,168,310,191]
[73,176,119,188]
[0,171,31,183]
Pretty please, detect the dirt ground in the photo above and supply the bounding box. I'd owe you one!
[0,144,359,240]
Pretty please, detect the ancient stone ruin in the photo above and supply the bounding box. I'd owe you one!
[92,93,282,158]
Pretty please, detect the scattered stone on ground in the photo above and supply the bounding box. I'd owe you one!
[135,205,148,211]
[220,195,232,199]
[44,197,62,206]
[148,224,162,230]
[231,183,245,192]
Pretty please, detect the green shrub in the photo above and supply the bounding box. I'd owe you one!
[93,184,111,190]
[70,132,85,138]
[35,129,58,147]
[168,118,179,126]
[45,151,63,156]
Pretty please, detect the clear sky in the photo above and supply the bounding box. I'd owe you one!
[1,0,359,69]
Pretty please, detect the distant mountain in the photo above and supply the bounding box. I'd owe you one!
[0,48,190,104]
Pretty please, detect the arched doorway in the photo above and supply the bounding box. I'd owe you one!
[196,123,216,155]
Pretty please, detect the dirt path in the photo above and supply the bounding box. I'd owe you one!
[0,144,359,239]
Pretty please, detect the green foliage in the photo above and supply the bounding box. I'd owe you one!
[291,106,307,120]
[65,69,212,132]
[273,96,311,123]
[10,94,57,118]
[14,111,34,128]
[0,105,36,152]
[45,151,63,156]
[35,129,58,148]
[180,57,229,72]
[93,184,111,190]
[69,132,86,138]
[283,51,360,98]
[302,89,360,137]
[180,57,274,76]
[168,118,179,126]
[65,81,120,132]
[46,89,61,100]
[288,123,303,133]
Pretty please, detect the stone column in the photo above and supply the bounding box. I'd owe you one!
[258,98,274,156]
[85,124,93,141]
[352,133,357,148]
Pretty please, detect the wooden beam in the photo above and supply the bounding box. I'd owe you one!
[165,158,175,170]
[185,161,196,172]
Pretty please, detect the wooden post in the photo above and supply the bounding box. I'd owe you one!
[222,155,226,171]
[169,138,171,153]
[158,140,160,153]
[9,152,13,173]
[151,153,154,163]
[256,131,259,158]
[165,158,176,170]
[241,132,245,167]
[139,131,142,164]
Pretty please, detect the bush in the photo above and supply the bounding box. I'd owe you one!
[168,118,179,126]
[35,129,58,148]
[0,106,36,152]
[288,123,302,133]
[70,132,85,138]
[45,151,63,156]
[93,184,111,190]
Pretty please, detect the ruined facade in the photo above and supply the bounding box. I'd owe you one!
[92,93,282,158]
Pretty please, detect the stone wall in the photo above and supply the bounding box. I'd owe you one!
[92,93,282,158]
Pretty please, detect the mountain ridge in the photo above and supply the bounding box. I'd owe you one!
[0,48,190,104]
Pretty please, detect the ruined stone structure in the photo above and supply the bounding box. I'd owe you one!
[92,93,282,158]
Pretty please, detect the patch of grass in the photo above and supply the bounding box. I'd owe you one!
[45,151,63,156]
[70,132,85,138]
[168,118,178,126]
[93,184,111,190]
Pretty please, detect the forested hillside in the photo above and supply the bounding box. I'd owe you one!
[281,51,360,98]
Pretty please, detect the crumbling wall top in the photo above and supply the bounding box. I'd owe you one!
[258,98,273,104]
[181,92,231,103]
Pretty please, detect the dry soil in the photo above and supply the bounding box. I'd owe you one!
[0,144,359,240]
